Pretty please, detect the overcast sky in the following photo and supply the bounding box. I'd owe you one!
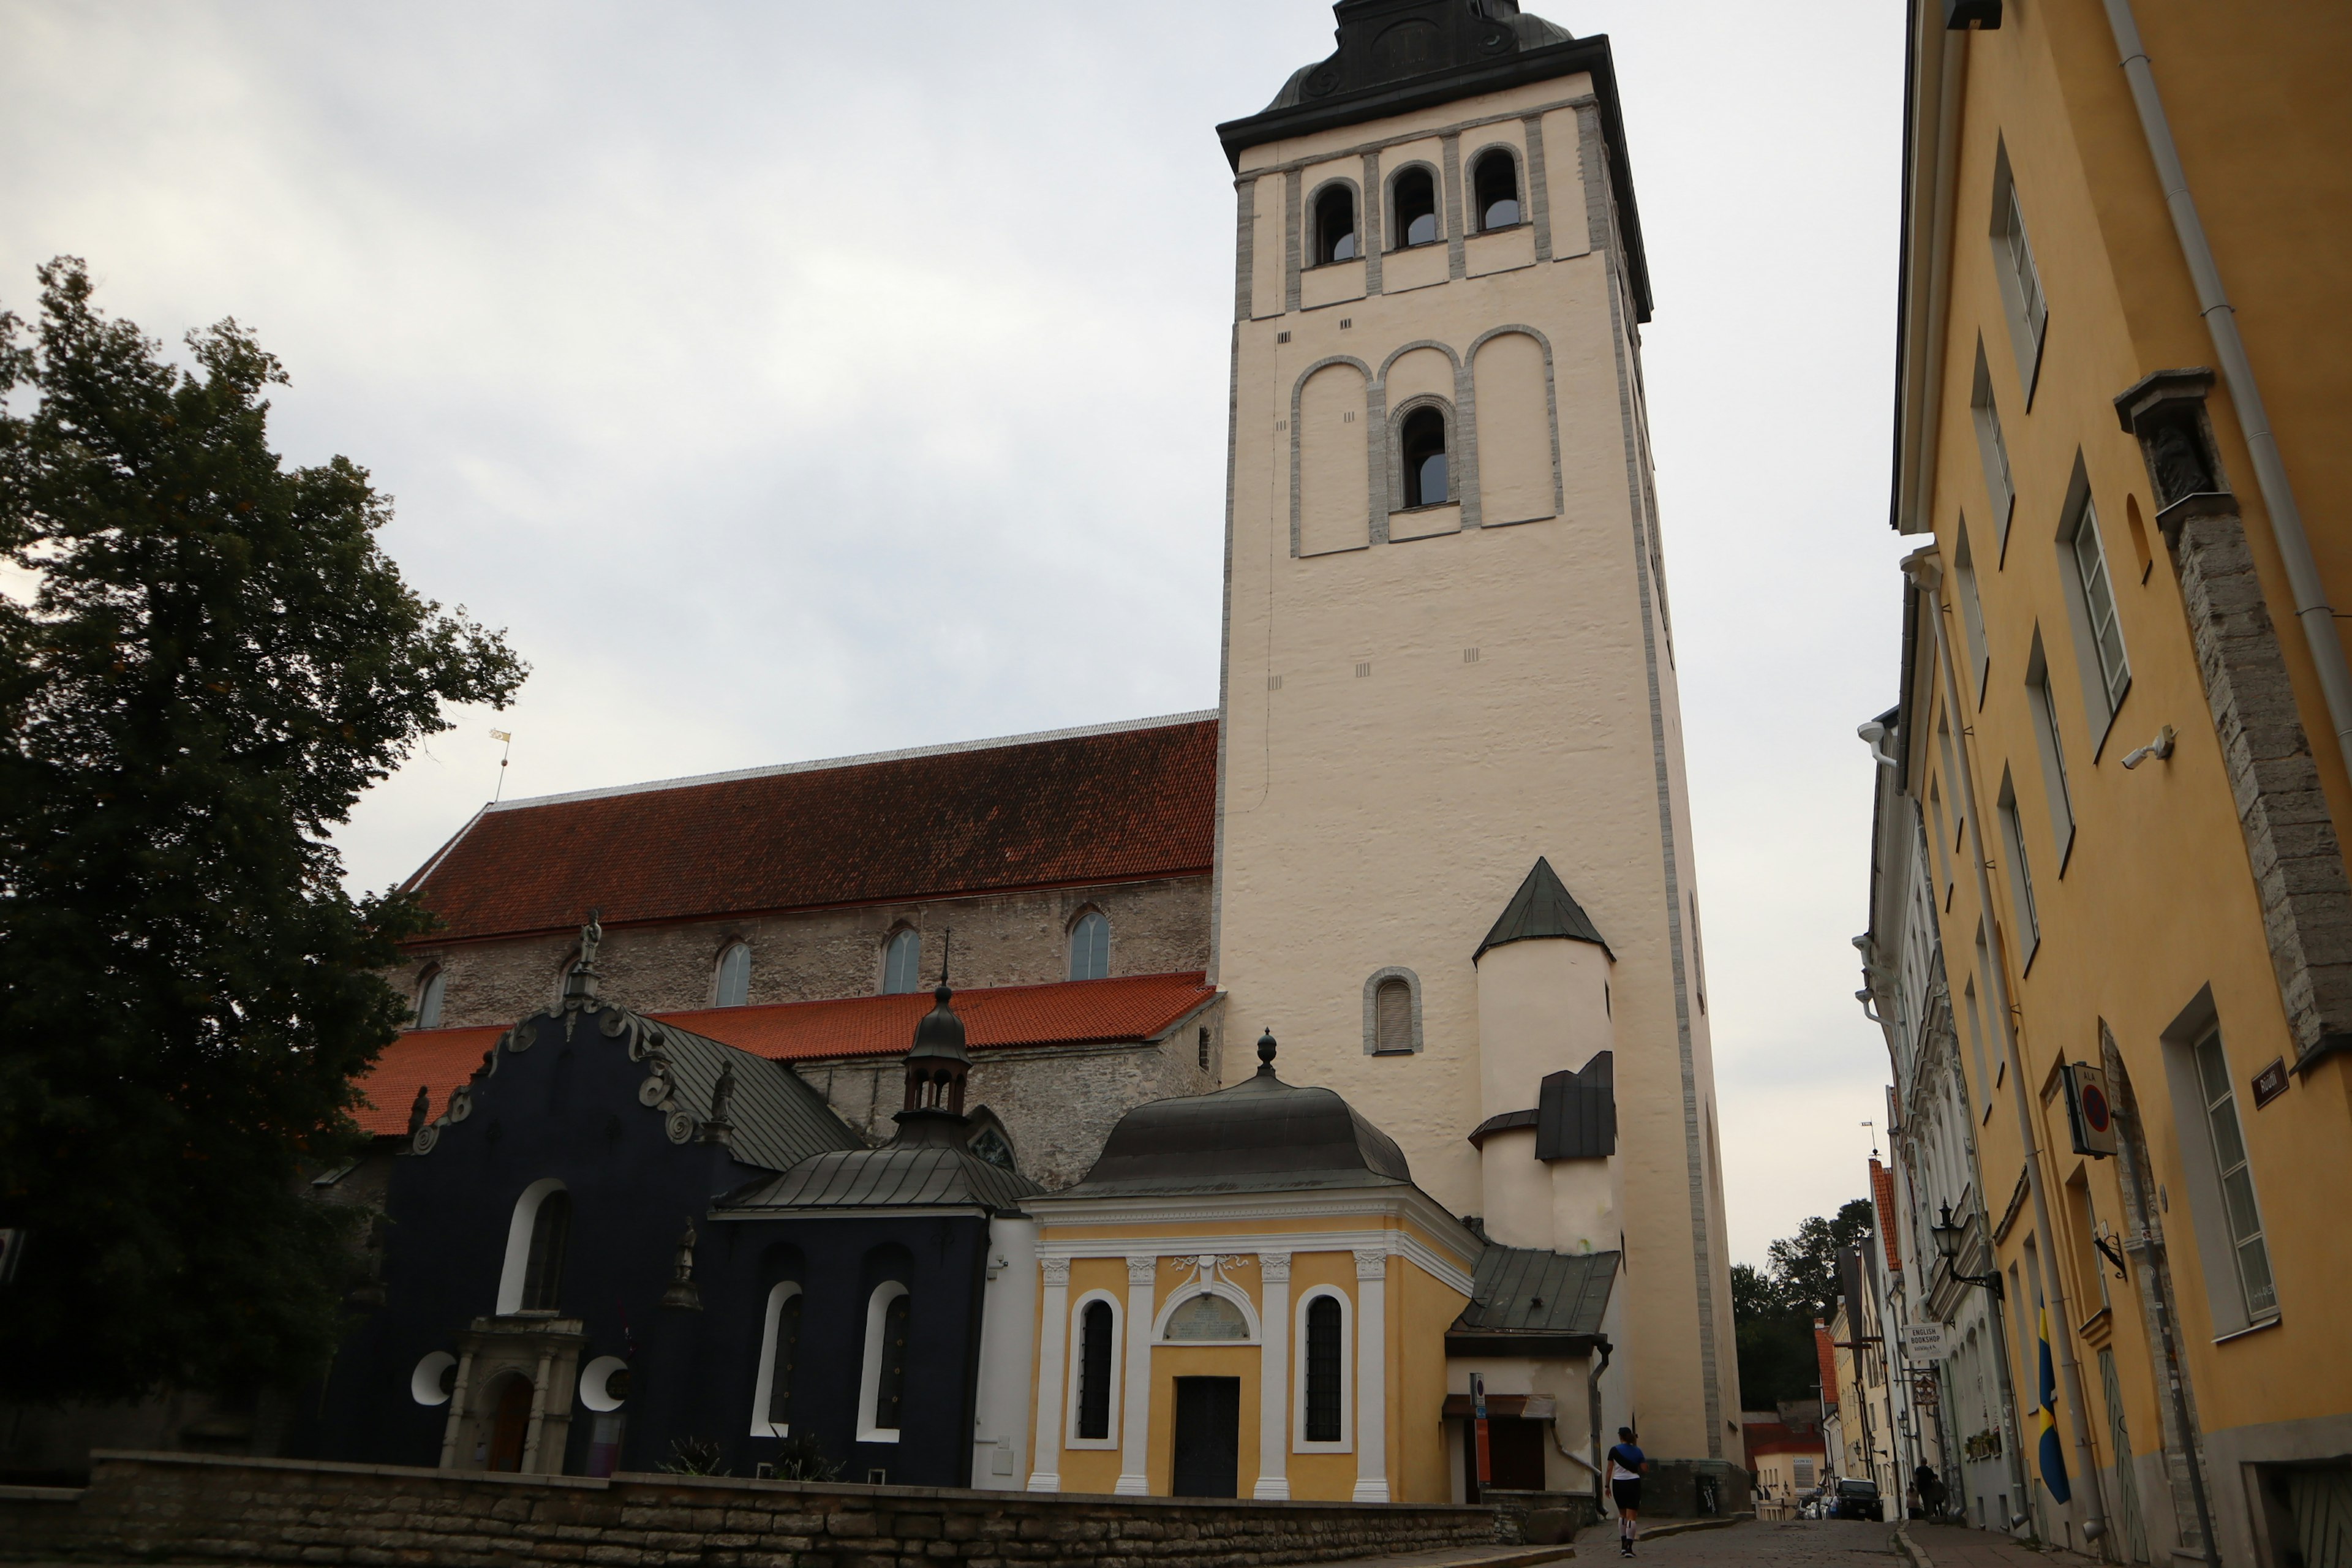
[4,1,1913,1267]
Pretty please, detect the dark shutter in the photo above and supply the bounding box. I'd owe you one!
[1076,1300,1114,1440]
[1305,1295,1344,1441]
[1534,1053,1616,1159]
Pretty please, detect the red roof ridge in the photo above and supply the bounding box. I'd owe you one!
[484,710,1218,815]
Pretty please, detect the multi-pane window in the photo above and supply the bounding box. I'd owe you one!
[1997,776,2041,962]
[714,942,751,1008]
[1075,1300,1114,1441]
[2071,503,2131,710]
[1969,350,2018,546]
[1069,911,1109,982]
[882,929,922,995]
[2193,1029,2276,1319]
[2003,186,2047,347]
[1304,1295,1344,1442]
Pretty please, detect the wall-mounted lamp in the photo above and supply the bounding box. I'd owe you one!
[1929,1202,2005,1297]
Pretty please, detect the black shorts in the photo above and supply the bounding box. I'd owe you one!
[1612,1480,1642,1512]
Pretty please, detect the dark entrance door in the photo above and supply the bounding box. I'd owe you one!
[486,1373,533,1472]
[1170,1377,1240,1498]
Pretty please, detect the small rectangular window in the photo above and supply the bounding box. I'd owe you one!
[2026,633,2076,871]
[1996,770,2040,967]
[1970,347,2018,554]
[1962,973,1993,1114]
[2056,462,2132,753]
[1954,515,1992,702]
[2193,1029,2276,1320]
[1989,145,2049,403]
[2072,504,2130,710]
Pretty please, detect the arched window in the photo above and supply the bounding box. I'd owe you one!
[714,941,752,1008]
[858,1282,911,1441]
[751,1281,804,1436]
[1313,184,1357,265]
[1400,406,1449,508]
[1374,977,1413,1054]
[1303,1295,1344,1442]
[496,1179,570,1314]
[414,967,446,1030]
[1069,911,1109,981]
[881,928,922,995]
[1472,148,1521,231]
[1075,1299,1115,1441]
[1392,167,1438,249]
[519,1189,570,1311]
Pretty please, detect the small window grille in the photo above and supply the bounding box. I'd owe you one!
[1463,647,1480,664]
[1076,1300,1114,1440]
[1374,978,1412,1054]
[1305,1295,1344,1441]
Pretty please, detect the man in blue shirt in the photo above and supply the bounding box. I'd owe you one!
[1607,1428,1647,1556]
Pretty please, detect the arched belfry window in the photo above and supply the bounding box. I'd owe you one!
[1400,406,1449,509]
[414,967,446,1030]
[1313,184,1357,264]
[1069,911,1109,981]
[1472,148,1521,231]
[1392,167,1438,249]
[882,928,922,995]
[714,941,751,1008]
[1075,1299,1114,1440]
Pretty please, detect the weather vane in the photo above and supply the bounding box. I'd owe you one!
[489,728,514,802]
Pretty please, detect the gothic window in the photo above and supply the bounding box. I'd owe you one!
[1313,184,1357,265]
[520,1188,570,1312]
[1400,406,1449,508]
[1472,148,1521,231]
[1069,910,1110,981]
[1373,978,1412,1054]
[1391,166,1438,248]
[714,941,751,1008]
[414,967,445,1030]
[882,928,922,995]
[1076,1299,1115,1441]
[968,1125,1015,1170]
[1303,1294,1344,1442]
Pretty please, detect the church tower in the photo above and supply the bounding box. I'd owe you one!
[1210,2,1740,1471]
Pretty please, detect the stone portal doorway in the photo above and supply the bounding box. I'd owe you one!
[486,1374,533,1472]
[1171,1376,1240,1498]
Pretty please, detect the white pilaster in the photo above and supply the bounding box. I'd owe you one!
[1027,1257,1070,1491]
[1115,1254,1157,1494]
[1254,1253,1292,1499]
[1352,1248,1389,1502]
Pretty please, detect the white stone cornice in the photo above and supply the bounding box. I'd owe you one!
[1036,1228,1473,1299]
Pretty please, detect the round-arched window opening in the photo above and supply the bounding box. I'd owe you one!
[579,1354,630,1412]
[411,1351,458,1406]
[1473,149,1521,231]
[1314,185,1357,265]
[1400,407,1449,508]
[882,928,922,995]
[713,941,751,1008]
[1392,168,1438,248]
[1069,911,1109,982]
[414,967,446,1030]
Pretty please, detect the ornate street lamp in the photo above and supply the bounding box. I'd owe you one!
[1930,1202,2004,1297]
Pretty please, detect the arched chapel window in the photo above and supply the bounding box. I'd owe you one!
[1069,911,1109,981]
[520,1189,570,1312]
[758,1284,803,1434]
[1472,148,1521,231]
[1314,185,1357,264]
[1392,167,1438,249]
[714,942,751,1008]
[882,929,922,995]
[1374,977,1413,1054]
[1400,407,1449,508]
[1304,1294,1344,1442]
[866,1287,911,1436]
[1076,1299,1114,1441]
[414,967,445,1030]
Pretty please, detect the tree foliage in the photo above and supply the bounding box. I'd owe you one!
[1733,1198,1878,1411]
[0,258,526,1401]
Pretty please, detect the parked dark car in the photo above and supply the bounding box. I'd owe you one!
[1832,1479,1886,1521]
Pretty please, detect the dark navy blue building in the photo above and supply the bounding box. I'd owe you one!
[312,940,1038,1487]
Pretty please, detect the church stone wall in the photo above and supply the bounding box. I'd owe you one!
[398,875,1211,1031]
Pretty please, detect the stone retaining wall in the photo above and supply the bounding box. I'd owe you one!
[0,1450,1502,1568]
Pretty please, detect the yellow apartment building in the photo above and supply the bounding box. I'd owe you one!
[1875,1,2352,1564]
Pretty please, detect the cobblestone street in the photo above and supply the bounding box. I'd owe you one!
[1558,1518,2103,1568]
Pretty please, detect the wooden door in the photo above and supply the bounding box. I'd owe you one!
[1171,1377,1240,1498]
[486,1373,534,1472]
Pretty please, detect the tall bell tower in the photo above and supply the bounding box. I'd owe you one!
[1209,1,1741,1472]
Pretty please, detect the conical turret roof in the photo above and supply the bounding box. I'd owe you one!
[1475,856,1611,960]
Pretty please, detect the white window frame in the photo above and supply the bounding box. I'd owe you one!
[415,966,446,1030]
[1996,770,2040,971]
[1361,966,1425,1056]
[1989,144,2049,405]
[856,1281,911,1442]
[1292,1286,1354,1454]
[1970,345,2019,556]
[1953,516,1992,704]
[748,1280,804,1436]
[2024,631,2076,872]
[1063,1290,1124,1449]
[2177,1023,2277,1327]
[713,941,752,1008]
[2057,474,2132,758]
[1068,910,1110,983]
[496,1178,567,1315]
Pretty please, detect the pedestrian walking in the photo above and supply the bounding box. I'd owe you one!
[1608,1427,1647,1557]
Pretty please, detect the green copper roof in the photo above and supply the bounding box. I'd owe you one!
[1475,857,1612,960]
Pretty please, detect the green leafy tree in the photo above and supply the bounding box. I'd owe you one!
[0,258,526,1401]
[1733,1198,1877,1411]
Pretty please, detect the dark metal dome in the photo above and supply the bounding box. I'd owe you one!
[1059,1036,1413,1199]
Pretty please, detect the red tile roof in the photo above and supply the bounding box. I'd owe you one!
[1739,1421,1825,1458]
[1871,1157,1901,1272]
[1815,1321,1841,1411]
[353,972,1216,1139]
[403,717,1217,944]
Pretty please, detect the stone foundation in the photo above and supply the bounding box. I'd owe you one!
[1,1450,1501,1568]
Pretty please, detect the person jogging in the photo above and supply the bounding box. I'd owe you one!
[1607,1427,1647,1557]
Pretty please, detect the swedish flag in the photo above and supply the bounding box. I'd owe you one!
[2036,1306,2071,1504]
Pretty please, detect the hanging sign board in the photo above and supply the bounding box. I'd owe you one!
[2062,1063,2119,1158]
[1901,1322,1950,1362]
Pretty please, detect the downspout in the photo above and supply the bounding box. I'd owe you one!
[1907,551,2110,1549]
[1589,1338,1613,1520]
[2100,0,2352,785]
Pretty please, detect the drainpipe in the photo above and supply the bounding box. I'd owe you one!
[1589,1338,1613,1521]
[2100,0,2352,785]
[1907,551,2110,1550]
